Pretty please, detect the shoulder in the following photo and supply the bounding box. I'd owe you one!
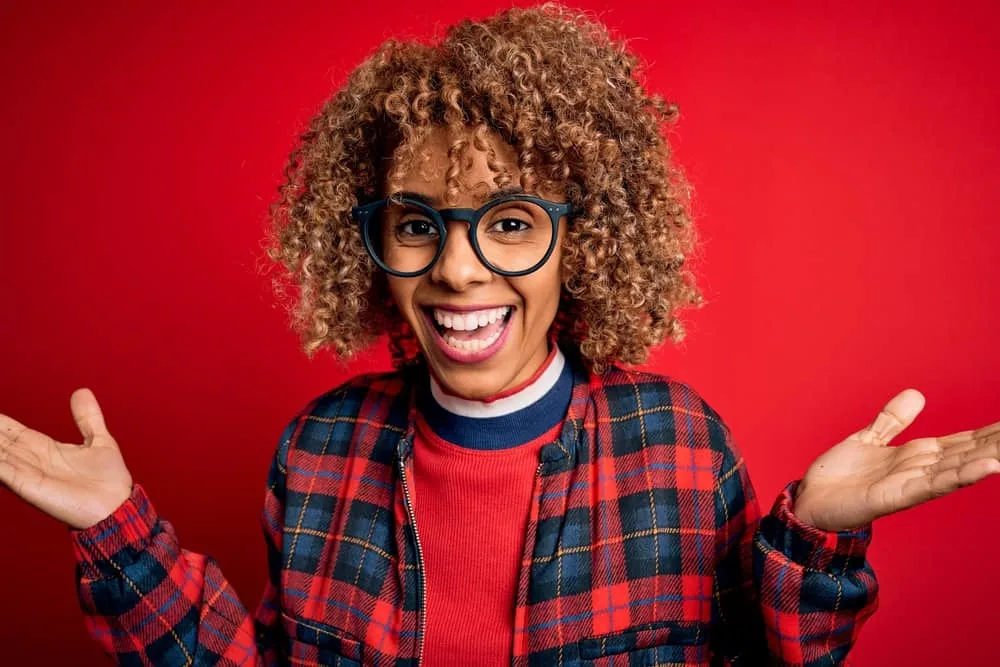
[306,368,410,419]
[277,367,415,461]
[593,364,733,459]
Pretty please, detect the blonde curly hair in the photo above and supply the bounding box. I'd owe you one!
[263,2,705,375]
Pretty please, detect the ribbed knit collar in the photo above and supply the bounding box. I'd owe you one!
[418,343,572,450]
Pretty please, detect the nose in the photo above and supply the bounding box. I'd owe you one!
[429,220,492,291]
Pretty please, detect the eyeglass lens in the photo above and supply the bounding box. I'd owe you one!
[365,199,555,274]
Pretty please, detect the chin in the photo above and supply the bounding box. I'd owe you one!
[426,359,510,399]
[410,304,522,397]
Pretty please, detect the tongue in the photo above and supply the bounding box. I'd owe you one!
[445,316,506,341]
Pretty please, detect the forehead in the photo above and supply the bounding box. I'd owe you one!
[390,125,519,204]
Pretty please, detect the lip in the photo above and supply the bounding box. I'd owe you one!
[421,305,515,364]
[423,303,512,313]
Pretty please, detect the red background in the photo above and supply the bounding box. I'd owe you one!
[2,1,998,665]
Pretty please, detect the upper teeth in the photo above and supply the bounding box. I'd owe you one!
[433,306,510,331]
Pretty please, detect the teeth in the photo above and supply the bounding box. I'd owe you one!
[433,306,510,331]
[443,327,503,352]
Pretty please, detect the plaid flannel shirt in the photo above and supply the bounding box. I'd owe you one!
[71,346,879,666]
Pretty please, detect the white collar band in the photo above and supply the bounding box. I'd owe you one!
[429,346,566,419]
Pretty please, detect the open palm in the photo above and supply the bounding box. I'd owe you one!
[793,388,1000,532]
[0,388,133,530]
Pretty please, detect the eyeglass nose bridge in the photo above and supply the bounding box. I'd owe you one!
[428,208,487,258]
[436,206,480,225]
[428,208,495,285]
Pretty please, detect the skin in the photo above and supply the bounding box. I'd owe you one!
[0,131,997,537]
[794,388,1000,530]
[384,125,568,401]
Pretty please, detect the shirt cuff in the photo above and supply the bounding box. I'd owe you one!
[758,479,873,571]
[68,482,159,579]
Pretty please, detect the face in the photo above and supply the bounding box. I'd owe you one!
[384,125,567,400]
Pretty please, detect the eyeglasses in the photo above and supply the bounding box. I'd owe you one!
[351,194,574,277]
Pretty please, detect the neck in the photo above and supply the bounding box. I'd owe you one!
[430,335,554,404]
[429,343,564,417]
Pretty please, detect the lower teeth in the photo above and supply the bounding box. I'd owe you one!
[442,322,505,352]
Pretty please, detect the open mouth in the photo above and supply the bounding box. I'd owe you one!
[422,305,515,354]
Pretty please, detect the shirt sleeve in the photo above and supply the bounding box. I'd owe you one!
[68,415,299,666]
[710,427,879,666]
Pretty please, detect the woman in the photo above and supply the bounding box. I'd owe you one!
[1,4,997,666]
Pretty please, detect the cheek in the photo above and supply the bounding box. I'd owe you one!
[517,268,563,329]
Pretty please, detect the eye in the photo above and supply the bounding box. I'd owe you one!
[488,218,531,234]
[397,218,440,238]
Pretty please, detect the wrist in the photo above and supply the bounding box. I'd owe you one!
[70,482,157,566]
[75,482,135,531]
[760,480,874,569]
[791,479,815,524]
[792,481,875,532]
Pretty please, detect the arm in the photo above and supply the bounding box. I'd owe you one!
[69,415,299,666]
[710,428,879,666]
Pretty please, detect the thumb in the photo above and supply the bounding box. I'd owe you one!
[859,388,926,446]
[71,387,110,442]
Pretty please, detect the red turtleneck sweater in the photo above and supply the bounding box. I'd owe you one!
[412,346,565,666]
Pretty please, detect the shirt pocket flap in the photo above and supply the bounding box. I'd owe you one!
[578,620,708,659]
[281,610,364,663]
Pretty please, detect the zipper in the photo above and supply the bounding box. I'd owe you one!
[398,452,426,667]
[510,458,547,665]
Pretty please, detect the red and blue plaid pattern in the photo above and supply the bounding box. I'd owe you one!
[70,346,878,665]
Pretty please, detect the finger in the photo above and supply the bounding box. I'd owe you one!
[892,440,978,472]
[898,458,1000,507]
[933,439,979,461]
[921,430,995,462]
[917,435,982,462]
[936,429,975,446]
[925,439,1000,477]
[917,428,1000,472]
[929,457,1000,496]
[937,421,1000,445]
[860,388,926,446]
[971,419,1000,442]
[70,388,109,441]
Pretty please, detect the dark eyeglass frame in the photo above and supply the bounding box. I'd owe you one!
[350,194,574,278]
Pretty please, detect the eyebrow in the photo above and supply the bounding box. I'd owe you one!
[393,185,526,207]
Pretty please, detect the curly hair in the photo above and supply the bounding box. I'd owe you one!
[263,2,705,375]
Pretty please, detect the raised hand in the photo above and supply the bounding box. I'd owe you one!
[0,388,133,530]
[792,388,1000,532]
